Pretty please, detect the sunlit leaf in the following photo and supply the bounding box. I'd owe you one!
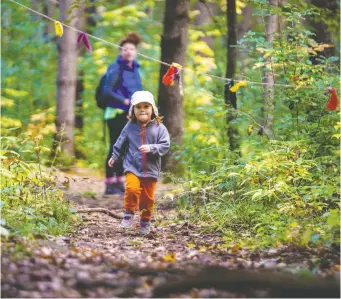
[163,252,176,262]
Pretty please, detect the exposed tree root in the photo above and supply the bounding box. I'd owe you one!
[153,266,340,298]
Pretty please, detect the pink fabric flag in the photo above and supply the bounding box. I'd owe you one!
[77,32,84,44]
[82,33,92,52]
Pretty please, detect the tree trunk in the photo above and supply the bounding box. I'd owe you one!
[225,0,238,151]
[75,1,97,134]
[237,5,252,40]
[238,4,252,75]
[31,0,39,20]
[261,0,278,140]
[309,0,338,62]
[226,0,237,80]
[278,0,286,35]
[278,0,287,77]
[194,1,213,49]
[86,1,97,28]
[55,0,78,158]
[75,3,86,132]
[158,0,189,171]
[75,73,84,131]
[44,0,56,35]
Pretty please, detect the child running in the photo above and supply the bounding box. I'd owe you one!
[108,90,170,235]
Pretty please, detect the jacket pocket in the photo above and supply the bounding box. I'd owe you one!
[133,152,143,173]
[146,154,160,176]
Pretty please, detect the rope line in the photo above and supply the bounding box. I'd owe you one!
[6,0,332,90]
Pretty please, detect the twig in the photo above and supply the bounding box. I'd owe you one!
[77,208,122,219]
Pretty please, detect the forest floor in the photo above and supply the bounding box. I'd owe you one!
[1,169,340,298]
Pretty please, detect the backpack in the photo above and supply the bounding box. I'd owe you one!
[95,64,123,109]
[95,75,107,109]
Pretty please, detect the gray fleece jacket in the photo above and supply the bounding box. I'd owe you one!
[111,119,170,180]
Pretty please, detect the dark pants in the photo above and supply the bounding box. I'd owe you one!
[105,112,128,178]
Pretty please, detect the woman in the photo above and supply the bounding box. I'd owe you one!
[103,32,142,195]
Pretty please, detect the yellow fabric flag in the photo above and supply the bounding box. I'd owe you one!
[229,80,247,92]
[247,125,254,136]
[55,21,63,37]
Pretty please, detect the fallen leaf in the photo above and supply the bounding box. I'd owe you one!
[163,252,176,263]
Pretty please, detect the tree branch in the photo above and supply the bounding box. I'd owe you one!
[77,208,122,219]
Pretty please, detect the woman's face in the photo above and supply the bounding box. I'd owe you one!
[120,43,137,63]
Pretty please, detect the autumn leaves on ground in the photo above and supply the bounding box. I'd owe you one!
[1,169,340,298]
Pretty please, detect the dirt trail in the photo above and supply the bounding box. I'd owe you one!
[1,169,340,298]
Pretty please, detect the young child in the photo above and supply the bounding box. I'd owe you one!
[108,90,170,235]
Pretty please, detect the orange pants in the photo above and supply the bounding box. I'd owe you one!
[124,172,157,221]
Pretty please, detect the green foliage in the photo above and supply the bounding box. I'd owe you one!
[1,0,340,249]
[2,0,165,171]
[2,1,58,125]
[1,133,79,238]
[175,139,339,248]
[174,1,340,248]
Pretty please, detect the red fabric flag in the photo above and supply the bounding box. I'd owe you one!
[326,87,338,111]
[162,63,182,86]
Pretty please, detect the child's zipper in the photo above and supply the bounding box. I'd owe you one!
[140,125,147,177]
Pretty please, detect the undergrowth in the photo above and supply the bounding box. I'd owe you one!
[167,2,340,249]
[1,130,79,239]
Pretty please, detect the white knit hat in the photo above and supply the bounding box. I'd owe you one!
[129,91,158,117]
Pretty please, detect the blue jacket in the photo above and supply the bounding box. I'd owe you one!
[111,120,170,180]
[103,55,142,111]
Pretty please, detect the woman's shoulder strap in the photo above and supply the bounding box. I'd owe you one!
[107,61,120,73]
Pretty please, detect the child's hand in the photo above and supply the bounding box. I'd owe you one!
[139,145,151,153]
[108,157,115,167]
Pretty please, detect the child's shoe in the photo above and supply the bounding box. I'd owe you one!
[139,220,151,235]
[104,183,124,196]
[116,181,125,193]
[116,176,126,193]
[120,212,134,228]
